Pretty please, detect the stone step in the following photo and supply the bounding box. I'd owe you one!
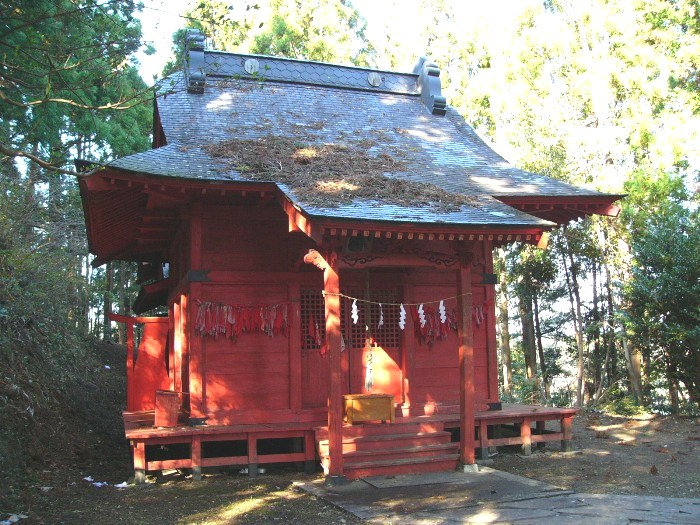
[341,453,460,480]
[322,442,459,465]
[318,431,452,454]
[315,421,444,440]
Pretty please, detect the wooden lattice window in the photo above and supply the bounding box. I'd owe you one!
[343,288,401,350]
[301,289,325,351]
[300,288,402,351]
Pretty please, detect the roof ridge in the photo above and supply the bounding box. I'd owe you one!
[182,30,446,114]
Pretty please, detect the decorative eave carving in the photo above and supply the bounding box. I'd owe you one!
[339,254,382,267]
[413,56,447,116]
[185,30,206,94]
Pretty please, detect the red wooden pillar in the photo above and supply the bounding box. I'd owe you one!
[401,280,416,416]
[561,415,574,452]
[173,301,182,394]
[180,293,190,412]
[521,417,532,455]
[288,281,302,412]
[304,249,344,478]
[133,440,146,484]
[188,203,205,423]
[167,303,175,389]
[483,239,499,402]
[125,320,135,411]
[109,313,136,411]
[191,435,202,481]
[247,433,259,476]
[189,283,205,422]
[457,263,476,468]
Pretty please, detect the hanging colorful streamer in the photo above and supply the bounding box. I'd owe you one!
[195,301,288,341]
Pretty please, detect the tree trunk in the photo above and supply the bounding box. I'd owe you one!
[562,235,586,408]
[666,350,684,414]
[532,292,549,402]
[103,262,112,341]
[118,261,127,344]
[518,292,538,391]
[620,324,644,403]
[22,143,40,240]
[496,251,513,397]
[591,260,602,396]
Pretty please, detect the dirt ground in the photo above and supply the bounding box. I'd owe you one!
[4,411,697,524]
[492,410,700,499]
[2,340,698,523]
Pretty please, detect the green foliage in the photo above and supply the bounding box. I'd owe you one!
[601,395,648,417]
[1,0,152,171]
[511,245,558,292]
[622,170,700,404]
[184,0,374,66]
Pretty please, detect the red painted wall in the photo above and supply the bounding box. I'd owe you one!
[169,202,499,424]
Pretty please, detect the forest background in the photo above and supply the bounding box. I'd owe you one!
[1,0,699,490]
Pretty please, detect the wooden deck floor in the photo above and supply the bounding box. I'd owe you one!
[122,403,578,482]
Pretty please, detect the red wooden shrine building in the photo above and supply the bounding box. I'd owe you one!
[79,32,620,482]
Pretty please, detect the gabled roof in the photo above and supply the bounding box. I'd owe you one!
[105,35,617,226]
[82,33,620,264]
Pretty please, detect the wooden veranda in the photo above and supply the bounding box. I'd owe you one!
[123,404,577,481]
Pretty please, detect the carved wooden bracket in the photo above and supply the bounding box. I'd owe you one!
[303,249,327,270]
[303,249,337,271]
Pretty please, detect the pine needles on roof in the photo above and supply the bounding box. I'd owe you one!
[205,135,477,211]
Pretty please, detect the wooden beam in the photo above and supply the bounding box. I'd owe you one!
[457,263,475,467]
[303,249,344,478]
[281,200,324,244]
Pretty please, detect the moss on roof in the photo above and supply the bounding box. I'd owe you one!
[205,135,479,211]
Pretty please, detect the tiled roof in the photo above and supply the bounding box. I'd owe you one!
[107,50,614,229]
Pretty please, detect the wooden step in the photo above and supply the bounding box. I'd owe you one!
[315,421,444,439]
[318,431,452,454]
[341,453,459,480]
[329,442,459,465]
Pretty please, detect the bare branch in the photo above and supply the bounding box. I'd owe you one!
[0,141,85,177]
[0,87,151,111]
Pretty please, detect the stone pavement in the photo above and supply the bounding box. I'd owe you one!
[297,467,700,524]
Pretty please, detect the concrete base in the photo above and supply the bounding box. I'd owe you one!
[561,440,573,453]
[325,475,350,486]
[248,463,258,477]
[304,460,317,474]
[192,466,202,481]
[297,473,700,525]
[457,463,480,473]
[134,468,146,484]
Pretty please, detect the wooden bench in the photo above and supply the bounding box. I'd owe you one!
[474,404,578,459]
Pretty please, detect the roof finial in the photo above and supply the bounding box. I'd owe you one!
[413,57,447,116]
[185,30,206,94]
